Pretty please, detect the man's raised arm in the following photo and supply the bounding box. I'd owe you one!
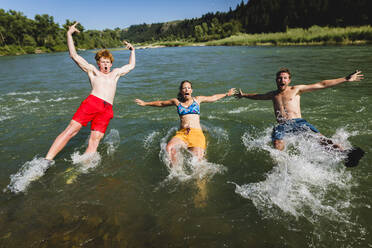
[298,70,364,93]
[115,41,136,77]
[67,22,95,73]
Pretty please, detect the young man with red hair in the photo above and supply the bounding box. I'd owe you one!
[45,22,135,162]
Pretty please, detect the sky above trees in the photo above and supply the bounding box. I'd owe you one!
[1,0,243,30]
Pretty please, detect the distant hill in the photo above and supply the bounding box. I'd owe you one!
[120,0,372,43]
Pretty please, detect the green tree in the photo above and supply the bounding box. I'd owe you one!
[23,34,36,46]
[194,25,205,41]
[34,14,59,46]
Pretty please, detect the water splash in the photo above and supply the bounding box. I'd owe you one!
[5,157,55,193]
[234,127,356,223]
[64,130,117,184]
[232,126,369,244]
[203,124,229,145]
[143,130,160,150]
[102,129,120,156]
[70,152,102,173]
[158,127,227,184]
[64,152,101,184]
[163,153,227,183]
[201,124,231,163]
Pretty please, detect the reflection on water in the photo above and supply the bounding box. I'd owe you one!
[0,46,371,247]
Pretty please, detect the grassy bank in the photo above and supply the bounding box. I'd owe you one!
[206,25,372,46]
[148,25,372,47]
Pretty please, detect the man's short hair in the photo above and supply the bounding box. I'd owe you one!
[276,68,291,79]
[95,49,114,63]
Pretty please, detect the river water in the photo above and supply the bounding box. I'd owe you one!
[0,46,371,247]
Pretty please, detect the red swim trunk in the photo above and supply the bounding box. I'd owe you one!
[72,95,113,133]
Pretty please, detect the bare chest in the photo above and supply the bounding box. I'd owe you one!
[274,90,300,107]
[89,73,117,87]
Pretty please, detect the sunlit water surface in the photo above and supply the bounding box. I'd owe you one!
[0,46,371,247]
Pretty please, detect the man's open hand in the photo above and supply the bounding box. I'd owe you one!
[346,70,364,82]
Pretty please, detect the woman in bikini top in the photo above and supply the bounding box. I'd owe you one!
[177,98,200,115]
[135,80,235,166]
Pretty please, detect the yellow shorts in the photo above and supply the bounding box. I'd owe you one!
[174,128,206,150]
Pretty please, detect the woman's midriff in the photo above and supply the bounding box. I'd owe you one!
[179,114,202,129]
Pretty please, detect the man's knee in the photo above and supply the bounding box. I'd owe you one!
[65,121,82,137]
[89,131,104,143]
[273,139,285,151]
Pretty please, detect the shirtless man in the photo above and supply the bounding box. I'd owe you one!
[236,68,364,166]
[45,22,135,161]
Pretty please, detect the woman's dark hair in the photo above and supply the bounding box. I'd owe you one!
[177,80,192,101]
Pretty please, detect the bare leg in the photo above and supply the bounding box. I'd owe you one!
[166,137,187,167]
[318,134,343,151]
[45,120,82,160]
[85,130,105,154]
[273,139,285,151]
[274,135,342,152]
[315,134,364,167]
[188,147,205,161]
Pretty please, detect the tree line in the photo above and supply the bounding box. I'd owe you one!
[1,0,372,55]
[0,9,122,55]
[121,0,372,43]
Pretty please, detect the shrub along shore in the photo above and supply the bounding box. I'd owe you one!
[147,25,372,47]
[1,25,371,56]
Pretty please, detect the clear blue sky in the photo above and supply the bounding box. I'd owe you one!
[1,0,244,30]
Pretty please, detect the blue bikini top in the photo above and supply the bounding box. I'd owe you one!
[177,99,200,116]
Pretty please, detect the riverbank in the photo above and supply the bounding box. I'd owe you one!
[1,25,371,56]
[206,25,372,46]
[147,25,372,47]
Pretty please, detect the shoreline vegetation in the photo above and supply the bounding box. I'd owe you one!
[138,25,372,48]
[2,25,372,56]
[2,0,372,56]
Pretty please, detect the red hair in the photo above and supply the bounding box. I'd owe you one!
[95,49,114,63]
